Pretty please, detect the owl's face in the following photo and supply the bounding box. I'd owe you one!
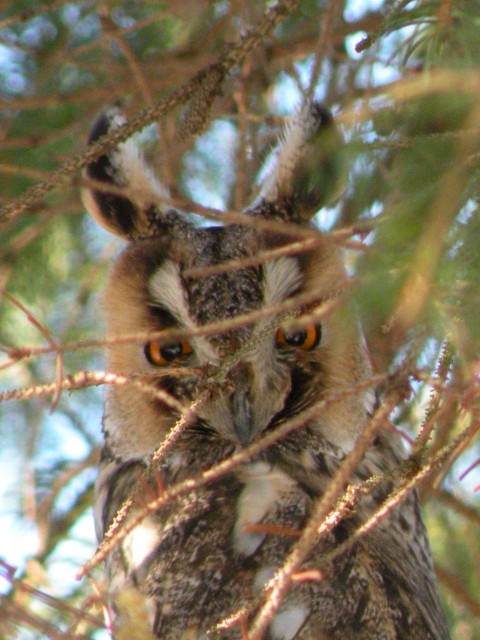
[101,223,372,462]
[83,103,450,640]
[82,103,373,463]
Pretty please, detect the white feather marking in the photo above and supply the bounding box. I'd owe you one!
[82,109,168,228]
[258,106,311,203]
[149,261,219,365]
[149,261,192,327]
[270,606,309,640]
[263,258,302,305]
[124,518,160,570]
[93,458,118,541]
[107,109,168,206]
[300,449,318,470]
[114,136,170,209]
[234,463,296,556]
[254,565,277,592]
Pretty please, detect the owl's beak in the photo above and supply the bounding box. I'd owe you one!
[231,388,253,447]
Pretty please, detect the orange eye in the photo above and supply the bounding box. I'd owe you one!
[275,324,321,351]
[144,339,192,366]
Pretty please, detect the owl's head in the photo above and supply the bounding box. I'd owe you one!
[82,104,373,461]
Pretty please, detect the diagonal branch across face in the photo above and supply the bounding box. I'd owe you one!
[80,96,451,640]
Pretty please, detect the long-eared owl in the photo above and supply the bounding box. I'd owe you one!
[82,101,450,639]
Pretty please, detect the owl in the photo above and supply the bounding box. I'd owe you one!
[82,101,450,640]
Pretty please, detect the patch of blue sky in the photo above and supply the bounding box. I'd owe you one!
[0,43,28,94]
[65,8,101,46]
[268,72,302,115]
[18,16,57,49]
[267,61,332,115]
[0,394,102,585]
[183,119,238,211]
[0,463,39,589]
[46,511,97,591]
[446,200,478,259]
[358,58,403,87]
[39,406,100,466]
[344,0,386,22]
[314,202,342,232]
[456,198,477,225]
[60,3,82,25]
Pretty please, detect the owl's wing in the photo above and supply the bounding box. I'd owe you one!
[266,431,451,640]
[364,490,450,640]
[94,440,450,640]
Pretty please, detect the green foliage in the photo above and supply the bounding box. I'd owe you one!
[0,0,478,638]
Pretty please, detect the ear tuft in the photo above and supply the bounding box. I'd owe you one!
[248,101,344,222]
[82,108,171,240]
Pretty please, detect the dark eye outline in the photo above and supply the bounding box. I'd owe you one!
[144,339,193,366]
[275,324,321,351]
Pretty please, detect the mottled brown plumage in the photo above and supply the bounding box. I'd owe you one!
[83,103,450,640]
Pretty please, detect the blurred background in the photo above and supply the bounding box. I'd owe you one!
[0,1,479,638]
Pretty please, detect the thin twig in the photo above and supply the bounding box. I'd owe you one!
[77,371,387,578]
[0,279,351,367]
[1,289,64,411]
[247,383,404,639]
[0,0,301,227]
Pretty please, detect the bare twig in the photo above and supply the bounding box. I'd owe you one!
[0,0,301,227]
[77,371,388,578]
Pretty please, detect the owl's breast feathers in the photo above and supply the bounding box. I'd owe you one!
[97,425,449,640]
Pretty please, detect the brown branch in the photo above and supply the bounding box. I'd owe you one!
[0,370,189,413]
[429,487,480,527]
[435,564,480,618]
[246,415,477,639]
[305,0,340,102]
[0,278,351,367]
[1,289,64,411]
[0,0,301,227]
[77,371,387,579]
[0,0,82,29]
[247,382,405,639]
[0,559,103,629]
